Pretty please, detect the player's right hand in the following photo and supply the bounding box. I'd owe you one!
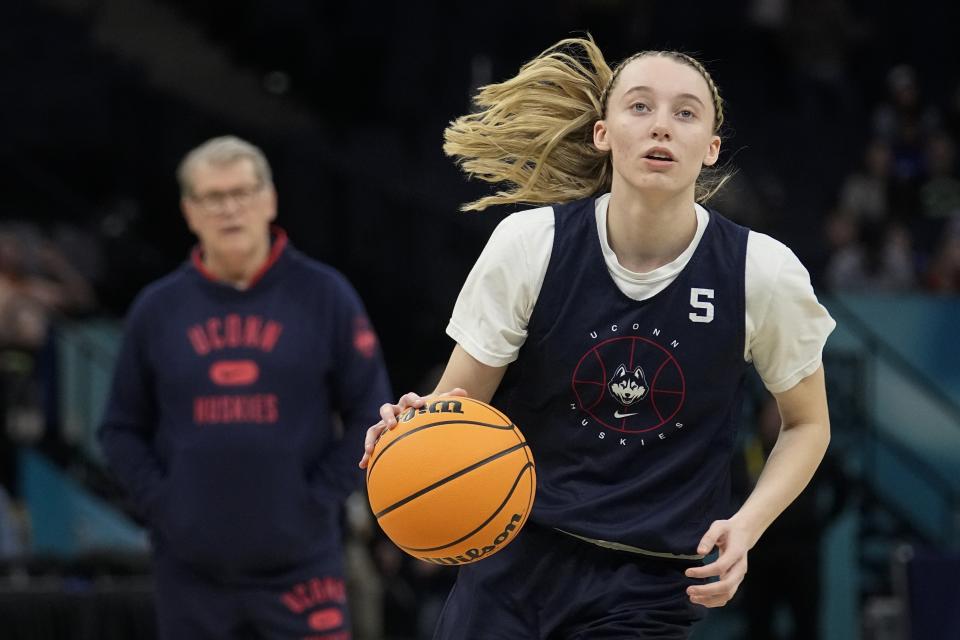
[359,388,468,469]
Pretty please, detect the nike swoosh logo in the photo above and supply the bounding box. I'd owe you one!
[613,410,638,418]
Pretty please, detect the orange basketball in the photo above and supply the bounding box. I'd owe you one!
[366,396,536,565]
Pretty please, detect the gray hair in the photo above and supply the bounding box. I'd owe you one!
[177,135,273,196]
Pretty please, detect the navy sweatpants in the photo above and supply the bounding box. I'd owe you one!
[154,551,351,640]
[433,523,706,639]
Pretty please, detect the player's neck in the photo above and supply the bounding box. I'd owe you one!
[606,187,698,274]
[202,241,270,290]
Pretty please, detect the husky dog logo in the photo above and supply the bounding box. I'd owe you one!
[608,364,649,406]
[572,336,686,433]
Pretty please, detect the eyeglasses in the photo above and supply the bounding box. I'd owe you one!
[189,183,264,213]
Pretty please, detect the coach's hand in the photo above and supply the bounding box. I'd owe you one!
[683,519,751,608]
[358,388,468,469]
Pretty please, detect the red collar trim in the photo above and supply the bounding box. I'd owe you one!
[191,226,288,288]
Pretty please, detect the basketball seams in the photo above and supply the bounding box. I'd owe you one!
[516,428,532,466]
[501,412,532,466]
[514,432,533,495]
[367,419,517,479]
[522,466,535,535]
[373,442,530,519]
[458,396,513,427]
[395,461,534,553]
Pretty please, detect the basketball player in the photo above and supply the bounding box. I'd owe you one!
[360,37,834,638]
[100,136,391,639]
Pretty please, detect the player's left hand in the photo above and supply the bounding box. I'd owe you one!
[683,519,750,608]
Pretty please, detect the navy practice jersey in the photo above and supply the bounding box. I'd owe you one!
[491,197,749,558]
[99,230,391,575]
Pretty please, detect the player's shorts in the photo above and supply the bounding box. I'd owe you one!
[153,550,350,640]
[433,522,705,639]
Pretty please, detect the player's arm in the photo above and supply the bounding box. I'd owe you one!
[433,344,507,402]
[358,345,506,469]
[684,365,830,607]
[685,234,834,607]
[731,365,830,543]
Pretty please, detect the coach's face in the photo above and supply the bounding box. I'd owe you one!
[181,158,277,262]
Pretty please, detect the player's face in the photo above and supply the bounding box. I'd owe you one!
[594,56,721,199]
[181,158,276,261]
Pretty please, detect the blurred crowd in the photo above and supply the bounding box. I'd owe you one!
[0,222,97,557]
[821,65,960,294]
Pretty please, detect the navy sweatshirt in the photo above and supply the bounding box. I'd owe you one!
[492,197,749,558]
[99,230,391,575]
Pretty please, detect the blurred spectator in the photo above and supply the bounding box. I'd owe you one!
[888,120,928,221]
[784,0,862,117]
[50,222,106,293]
[838,139,893,222]
[809,208,860,287]
[0,224,95,351]
[872,64,940,143]
[870,65,942,222]
[920,134,960,220]
[0,223,96,492]
[923,221,960,293]
[826,219,915,291]
[823,210,860,255]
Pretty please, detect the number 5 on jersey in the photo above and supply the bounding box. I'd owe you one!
[689,288,714,323]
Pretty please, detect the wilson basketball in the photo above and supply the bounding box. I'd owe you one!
[366,396,536,565]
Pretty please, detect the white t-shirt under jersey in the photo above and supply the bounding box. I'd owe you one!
[447,193,836,394]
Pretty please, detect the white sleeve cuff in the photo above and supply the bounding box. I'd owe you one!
[760,354,824,394]
[445,320,518,368]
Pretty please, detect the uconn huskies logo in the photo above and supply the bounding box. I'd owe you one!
[608,365,649,406]
[571,325,687,445]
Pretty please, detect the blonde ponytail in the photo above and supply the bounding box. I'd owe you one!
[444,37,613,211]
